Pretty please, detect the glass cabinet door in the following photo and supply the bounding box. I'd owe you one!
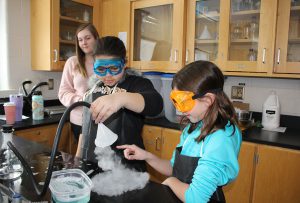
[222,0,277,73]
[229,0,260,62]
[186,0,221,65]
[274,0,300,74]
[130,0,185,72]
[52,0,97,70]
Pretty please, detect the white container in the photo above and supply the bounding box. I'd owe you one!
[143,72,164,117]
[161,74,177,123]
[49,169,93,203]
[262,91,280,129]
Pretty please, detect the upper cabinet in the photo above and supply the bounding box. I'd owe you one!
[31,0,100,71]
[129,0,185,72]
[274,0,300,74]
[186,0,221,66]
[186,0,278,75]
[221,0,277,74]
[129,0,300,78]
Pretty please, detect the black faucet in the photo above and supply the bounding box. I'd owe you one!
[22,81,49,117]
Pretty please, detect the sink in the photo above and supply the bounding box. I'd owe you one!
[44,105,66,115]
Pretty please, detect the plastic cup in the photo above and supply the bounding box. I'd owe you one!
[9,94,23,122]
[4,102,16,125]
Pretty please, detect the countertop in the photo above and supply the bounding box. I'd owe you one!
[144,117,300,150]
[0,135,181,202]
[0,114,299,150]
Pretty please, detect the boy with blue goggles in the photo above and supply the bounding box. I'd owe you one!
[93,58,125,76]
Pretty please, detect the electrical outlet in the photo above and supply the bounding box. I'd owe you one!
[48,79,54,90]
[231,86,244,100]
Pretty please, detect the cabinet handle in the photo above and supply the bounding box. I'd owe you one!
[174,49,178,63]
[53,49,58,63]
[185,49,189,63]
[254,153,259,165]
[277,48,281,64]
[155,137,160,151]
[262,48,266,64]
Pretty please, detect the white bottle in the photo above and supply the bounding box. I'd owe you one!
[262,91,280,129]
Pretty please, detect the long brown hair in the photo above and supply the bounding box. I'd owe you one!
[172,61,238,142]
[75,23,99,77]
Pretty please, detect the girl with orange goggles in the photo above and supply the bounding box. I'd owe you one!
[170,88,222,113]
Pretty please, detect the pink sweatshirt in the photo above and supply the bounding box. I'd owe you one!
[58,56,94,126]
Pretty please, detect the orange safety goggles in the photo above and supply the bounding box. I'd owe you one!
[170,89,222,113]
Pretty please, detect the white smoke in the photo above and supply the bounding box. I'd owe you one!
[91,146,149,196]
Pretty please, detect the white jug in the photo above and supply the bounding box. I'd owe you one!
[262,91,280,129]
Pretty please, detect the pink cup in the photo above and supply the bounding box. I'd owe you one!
[4,102,16,125]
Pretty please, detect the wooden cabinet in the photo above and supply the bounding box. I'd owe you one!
[224,141,300,203]
[186,0,277,75]
[274,0,300,74]
[129,0,186,72]
[252,145,300,203]
[127,0,300,78]
[31,0,100,71]
[14,123,73,154]
[142,125,181,182]
[224,141,256,203]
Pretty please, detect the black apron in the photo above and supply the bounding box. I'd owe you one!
[172,147,226,203]
[86,84,146,172]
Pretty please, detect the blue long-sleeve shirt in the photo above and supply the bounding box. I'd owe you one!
[170,122,242,203]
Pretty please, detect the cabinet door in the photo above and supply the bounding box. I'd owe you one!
[15,123,71,153]
[31,0,100,71]
[223,142,256,203]
[221,0,277,73]
[142,125,163,182]
[161,128,181,160]
[186,0,222,66]
[274,0,300,74]
[252,145,300,203]
[15,126,51,146]
[130,0,185,72]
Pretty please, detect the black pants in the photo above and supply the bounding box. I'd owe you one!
[70,123,82,142]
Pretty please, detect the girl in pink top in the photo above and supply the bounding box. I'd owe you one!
[58,23,99,141]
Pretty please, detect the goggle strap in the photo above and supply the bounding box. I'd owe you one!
[192,88,223,99]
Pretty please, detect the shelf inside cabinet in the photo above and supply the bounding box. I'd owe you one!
[231,39,258,43]
[60,15,89,24]
[288,38,300,43]
[195,39,218,44]
[196,12,220,21]
[232,10,260,16]
[291,6,300,11]
[60,39,76,45]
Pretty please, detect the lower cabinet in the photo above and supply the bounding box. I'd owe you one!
[14,123,73,154]
[142,125,181,183]
[143,125,300,202]
[224,142,300,203]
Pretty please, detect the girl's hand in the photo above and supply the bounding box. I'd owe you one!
[117,144,148,160]
[90,94,123,123]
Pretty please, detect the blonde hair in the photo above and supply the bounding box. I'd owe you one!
[75,23,99,77]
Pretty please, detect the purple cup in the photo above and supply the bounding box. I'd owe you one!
[9,94,23,122]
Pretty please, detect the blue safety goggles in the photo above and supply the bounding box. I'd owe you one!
[93,58,125,76]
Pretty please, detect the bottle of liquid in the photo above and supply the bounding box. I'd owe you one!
[262,91,280,129]
[0,124,23,180]
[32,91,44,120]
[248,48,256,61]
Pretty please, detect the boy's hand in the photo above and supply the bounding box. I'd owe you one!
[117,144,148,161]
[90,94,123,123]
